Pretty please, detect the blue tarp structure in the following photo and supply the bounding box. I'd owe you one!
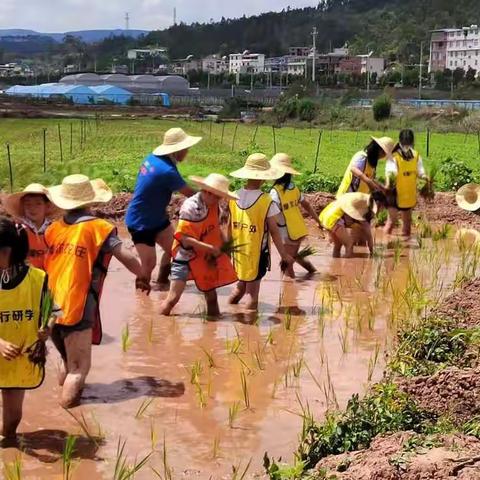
[90,85,133,105]
[6,83,95,104]
[152,93,171,107]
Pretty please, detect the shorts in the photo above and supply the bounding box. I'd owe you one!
[51,314,93,361]
[171,259,190,282]
[278,225,301,246]
[255,248,270,281]
[128,219,171,247]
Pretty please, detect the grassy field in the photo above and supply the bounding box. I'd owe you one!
[0,117,479,192]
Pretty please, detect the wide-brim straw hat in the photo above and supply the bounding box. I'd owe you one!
[189,173,239,200]
[48,174,112,211]
[456,183,480,212]
[270,153,301,176]
[455,228,480,248]
[371,136,395,157]
[2,183,58,218]
[338,192,377,222]
[230,153,282,180]
[153,127,202,156]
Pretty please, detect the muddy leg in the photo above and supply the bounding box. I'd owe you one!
[135,243,157,283]
[384,207,398,235]
[205,290,220,317]
[61,329,92,409]
[155,225,174,287]
[284,243,298,279]
[57,358,67,386]
[401,209,412,238]
[159,280,186,316]
[229,281,246,304]
[334,226,354,258]
[245,280,261,311]
[295,239,316,273]
[2,389,25,438]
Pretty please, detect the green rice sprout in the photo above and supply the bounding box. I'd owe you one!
[240,368,250,409]
[419,163,438,201]
[121,324,132,353]
[3,455,23,480]
[200,347,217,369]
[228,401,241,428]
[63,408,99,446]
[231,458,252,480]
[432,223,451,241]
[40,288,54,329]
[292,357,304,378]
[296,245,317,260]
[62,435,77,480]
[212,436,221,459]
[188,360,203,385]
[113,437,152,480]
[135,398,155,419]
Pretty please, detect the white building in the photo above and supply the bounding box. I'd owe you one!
[287,58,307,76]
[359,56,385,78]
[229,52,265,74]
[430,25,480,73]
[202,55,228,74]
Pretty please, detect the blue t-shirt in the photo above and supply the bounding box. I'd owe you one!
[126,153,186,231]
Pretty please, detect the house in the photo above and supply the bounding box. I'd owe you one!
[201,55,228,74]
[229,52,265,74]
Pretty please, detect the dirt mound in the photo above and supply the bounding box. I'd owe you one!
[431,278,480,328]
[316,432,480,479]
[304,192,335,214]
[397,368,480,424]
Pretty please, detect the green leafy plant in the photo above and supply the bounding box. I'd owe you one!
[372,94,392,121]
[438,157,475,190]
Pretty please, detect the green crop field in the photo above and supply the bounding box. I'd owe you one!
[0,117,479,193]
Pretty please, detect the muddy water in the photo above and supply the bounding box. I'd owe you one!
[1,226,464,479]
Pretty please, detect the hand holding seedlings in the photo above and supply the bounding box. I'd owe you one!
[0,339,21,361]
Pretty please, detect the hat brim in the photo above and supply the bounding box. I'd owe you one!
[189,176,239,200]
[153,135,202,156]
[371,136,394,156]
[2,190,58,218]
[456,184,480,211]
[275,165,301,176]
[338,194,371,222]
[48,179,112,211]
[230,166,282,181]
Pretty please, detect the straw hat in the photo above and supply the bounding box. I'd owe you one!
[189,173,239,200]
[455,228,480,248]
[153,128,202,156]
[48,174,112,211]
[456,183,480,212]
[230,153,282,180]
[371,136,395,157]
[338,192,377,222]
[270,153,301,176]
[1,183,57,218]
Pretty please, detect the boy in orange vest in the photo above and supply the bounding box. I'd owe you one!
[2,184,57,270]
[45,175,150,408]
[159,174,238,316]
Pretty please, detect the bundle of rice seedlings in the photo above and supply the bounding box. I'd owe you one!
[207,239,247,268]
[419,163,438,202]
[296,245,317,260]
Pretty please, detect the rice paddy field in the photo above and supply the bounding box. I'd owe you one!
[0,117,479,192]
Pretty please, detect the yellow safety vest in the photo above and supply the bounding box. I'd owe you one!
[273,185,308,241]
[337,153,375,198]
[229,193,272,282]
[394,150,419,209]
[0,267,46,389]
[319,201,344,231]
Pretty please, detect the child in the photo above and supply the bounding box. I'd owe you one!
[45,174,150,408]
[228,153,293,311]
[159,174,238,317]
[319,192,379,258]
[0,217,57,439]
[384,129,428,238]
[270,153,322,278]
[2,184,57,270]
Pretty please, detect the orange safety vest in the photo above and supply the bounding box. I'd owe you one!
[44,218,114,345]
[173,205,237,292]
[25,226,48,271]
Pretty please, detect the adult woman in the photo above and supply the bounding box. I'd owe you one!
[337,136,395,197]
[126,128,202,287]
[384,129,427,238]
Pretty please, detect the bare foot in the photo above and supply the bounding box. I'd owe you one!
[159,302,173,316]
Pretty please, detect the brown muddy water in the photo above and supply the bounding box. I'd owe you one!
[1,225,467,479]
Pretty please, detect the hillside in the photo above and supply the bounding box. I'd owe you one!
[141,0,480,61]
[0,29,148,43]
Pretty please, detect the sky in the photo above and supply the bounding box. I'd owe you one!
[0,0,315,32]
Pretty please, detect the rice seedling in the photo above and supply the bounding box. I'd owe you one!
[240,368,250,409]
[194,381,207,408]
[188,360,203,385]
[135,397,155,419]
[121,324,132,353]
[284,308,292,331]
[212,436,221,459]
[375,208,388,227]
[62,435,77,480]
[201,347,217,369]
[226,327,243,354]
[417,218,433,239]
[113,437,153,480]
[317,310,326,339]
[304,361,323,393]
[367,342,381,382]
[231,458,252,480]
[3,455,22,480]
[297,245,317,260]
[323,363,339,409]
[292,356,304,378]
[419,162,438,201]
[338,326,349,354]
[219,239,248,270]
[432,223,451,241]
[147,319,154,343]
[150,420,157,451]
[63,408,100,445]
[228,401,241,428]
[253,346,265,371]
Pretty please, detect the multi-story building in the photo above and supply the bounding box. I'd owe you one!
[429,26,480,73]
[201,55,228,74]
[0,63,33,77]
[288,47,311,57]
[229,52,265,74]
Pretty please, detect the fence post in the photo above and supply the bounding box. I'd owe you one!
[58,124,64,163]
[43,128,47,173]
[426,128,430,157]
[70,122,73,156]
[221,123,226,144]
[477,131,480,154]
[272,126,277,154]
[252,124,259,144]
[313,130,323,174]
[231,123,239,152]
[6,143,13,192]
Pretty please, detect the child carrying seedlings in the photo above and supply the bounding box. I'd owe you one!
[2,184,57,270]
[269,153,322,278]
[384,129,428,238]
[159,174,238,316]
[45,174,150,408]
[319,192,381,258]
[228,153,294,311]
[0,217,59,439]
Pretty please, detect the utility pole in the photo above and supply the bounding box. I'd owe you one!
[419,41,424,99]
[312,26,317,83]
[125,12,130,31]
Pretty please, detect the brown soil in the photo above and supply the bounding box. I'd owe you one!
[431,278,480,329]
[316,432,480,479]
[397,368,480,424]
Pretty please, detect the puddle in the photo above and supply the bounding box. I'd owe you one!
[0,226,465,479]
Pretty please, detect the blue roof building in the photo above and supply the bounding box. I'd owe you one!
[90,85,132,105]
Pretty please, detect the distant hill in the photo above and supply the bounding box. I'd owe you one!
[0,28,148,43]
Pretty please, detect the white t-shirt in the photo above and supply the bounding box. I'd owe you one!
[236,188,280,249]
[269,183,305,227]
[385,149,426,178]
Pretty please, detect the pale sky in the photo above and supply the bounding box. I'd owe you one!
[0,0,315,32]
